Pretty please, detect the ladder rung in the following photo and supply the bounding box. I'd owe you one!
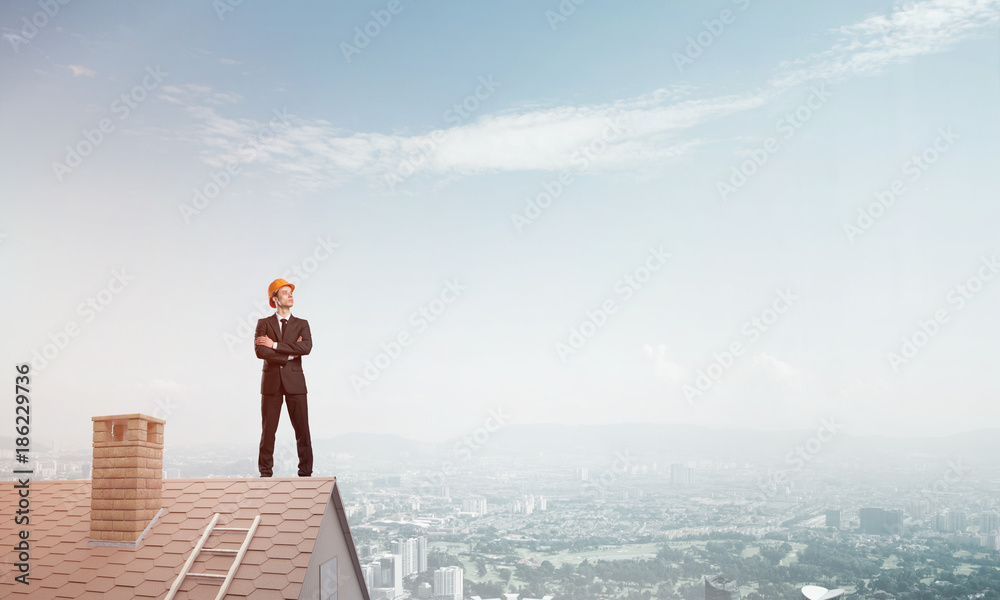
[164,513,261,600]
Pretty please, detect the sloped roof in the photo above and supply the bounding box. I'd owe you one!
[0,476,366,599]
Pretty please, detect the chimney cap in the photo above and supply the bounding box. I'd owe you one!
[92,413,166,424]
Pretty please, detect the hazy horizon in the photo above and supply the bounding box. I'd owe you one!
[2,0,998,451]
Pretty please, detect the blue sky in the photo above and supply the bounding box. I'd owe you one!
[2,0,998,451]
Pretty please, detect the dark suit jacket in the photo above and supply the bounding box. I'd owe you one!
[255,315,312,395]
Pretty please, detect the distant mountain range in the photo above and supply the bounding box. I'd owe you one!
[309,423,1000,465]
[6,423,996,465]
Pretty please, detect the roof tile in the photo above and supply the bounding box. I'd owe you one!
[253,572,289,590]
[52,581,87,598]
[115,571,146,587]
[265,544,299,560]
[132,579,167,597]
[0,477,340,599]
[286,498,315,510]
[143,565,179,582]
[271,532,305,546]
[103,586,138,600]
[226,578,258,596]
[240,551,268,566]
[260,559,295,574]
[84,576,116,593]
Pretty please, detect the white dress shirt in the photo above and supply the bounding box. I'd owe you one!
[272,313,293,360]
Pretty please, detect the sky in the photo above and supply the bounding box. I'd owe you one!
[1,0,998,452]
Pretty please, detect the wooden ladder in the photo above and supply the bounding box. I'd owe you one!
[164,512,262,600]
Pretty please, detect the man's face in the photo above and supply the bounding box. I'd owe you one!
[274,286,294,308]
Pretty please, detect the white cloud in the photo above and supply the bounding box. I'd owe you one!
[769,0,999,88]
[163,0,997,193]
[68,65,97,78]
[160,84,244,106]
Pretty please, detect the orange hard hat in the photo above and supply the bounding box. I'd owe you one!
[267,278,295,308]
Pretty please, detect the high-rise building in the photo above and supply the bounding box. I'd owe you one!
[391,538,417,577]
[462,496,487,515]
[362,553,405,599]
[825,509,841,529]
[671,463,694,486]
[705,575,741,600]
[434,566,463,600]
[979,512,1000,534]
[418,536,428,573]
[361,563,376,593]
[906,499,930,519]
[885,509,903,533]
[950,511,968,532]
[377,554,403,598]
[859,508,903,534]
[390,536,427,577]
[512,494,536,515]
[859,508,881,533]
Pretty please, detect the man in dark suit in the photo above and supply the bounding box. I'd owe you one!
[254,278,313,477]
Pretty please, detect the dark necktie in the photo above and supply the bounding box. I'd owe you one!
[280,318,287,340]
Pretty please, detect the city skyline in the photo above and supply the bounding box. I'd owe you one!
[2,0,998,450]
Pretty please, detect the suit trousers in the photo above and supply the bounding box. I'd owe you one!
[258,377,313,477]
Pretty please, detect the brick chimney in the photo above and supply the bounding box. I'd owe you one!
[90,413,165,544]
